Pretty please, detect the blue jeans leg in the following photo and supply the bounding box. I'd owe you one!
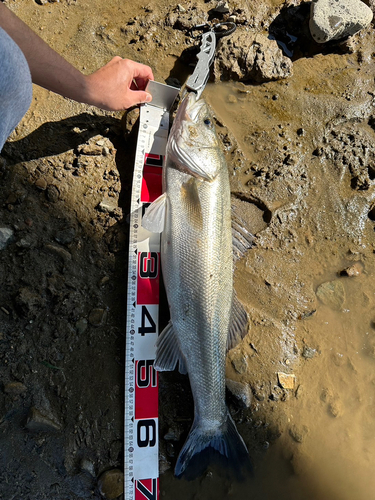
[0,26,33,153]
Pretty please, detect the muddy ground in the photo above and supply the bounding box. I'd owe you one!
[1,0,375,499]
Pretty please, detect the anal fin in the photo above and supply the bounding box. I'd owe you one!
[154,321,187,375]
[227,294,248,351]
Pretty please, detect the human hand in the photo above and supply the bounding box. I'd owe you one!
[83,57,154,111]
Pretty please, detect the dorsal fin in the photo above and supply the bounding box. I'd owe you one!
[231,203,254,262]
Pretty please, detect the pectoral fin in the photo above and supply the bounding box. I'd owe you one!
[227,294,248,351]
[181,178,203,232]
[154,321,188,375]
[142,193,167,233]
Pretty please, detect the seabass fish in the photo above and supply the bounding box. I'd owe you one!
[143,92,250,478]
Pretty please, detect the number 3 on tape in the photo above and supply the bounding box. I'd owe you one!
[125,82,179,500]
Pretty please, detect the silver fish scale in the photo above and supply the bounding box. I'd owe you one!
[161,153,233,429]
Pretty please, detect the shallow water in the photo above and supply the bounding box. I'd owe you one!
[160,261,375,500]
[160,72,375,499]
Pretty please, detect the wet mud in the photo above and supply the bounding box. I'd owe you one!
[1,0,375,499]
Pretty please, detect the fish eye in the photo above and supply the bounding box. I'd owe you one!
[204,118,212,127]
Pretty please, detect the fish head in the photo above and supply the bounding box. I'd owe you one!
[167,92,223,181]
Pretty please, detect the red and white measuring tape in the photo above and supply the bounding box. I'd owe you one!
[124,82,179,500]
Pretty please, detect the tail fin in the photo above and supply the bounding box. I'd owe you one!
[174,411,250,480]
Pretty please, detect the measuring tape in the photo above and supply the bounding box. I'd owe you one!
[124,82,179,500]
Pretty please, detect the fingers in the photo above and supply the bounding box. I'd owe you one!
[127,90,152,107]
[128,61,154,87]
[83,57,154,111]
[121,59,153,107]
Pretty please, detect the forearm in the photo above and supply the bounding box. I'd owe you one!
[0,3,88,102]
[0,4,153,110]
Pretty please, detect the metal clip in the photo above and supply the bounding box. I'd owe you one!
[185,22,236,99]
[185,30,216,99]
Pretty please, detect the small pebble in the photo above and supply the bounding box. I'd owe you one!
[80,458,95,477]
[35,177,47,190]
[98,469,124,500]
[0,227,13,250]
[46,185,60,203]
[88,308,107,327]
[4,382,27,395]
[98,199,118,214]
[45,244,72,262]
[302,346,316,359]
[16,238,33,249]
[328,400,342,418]
[277,372,296,390]
[227,94,237,104]
[75,318,88,334]
[340,262,363,277]
[213,1,230,14]
[226,379,252,408]
[164,427,182,442]
[55,227,76,245]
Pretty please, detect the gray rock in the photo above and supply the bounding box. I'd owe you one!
[226,379,252,408]
[213,1,230,14]
[316,280,345,310]
[309,0,373,43]
[214,32,292,83]
[55,227,76,245]
[75,318,88,334]
[231,353,248,374]
[98,199,118,214]
[26,407,62,432]
[289,424,309,443]
[302,346,317,359]
[80,458,95,477]
[0,227,13,250]
[164,426,183,442]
